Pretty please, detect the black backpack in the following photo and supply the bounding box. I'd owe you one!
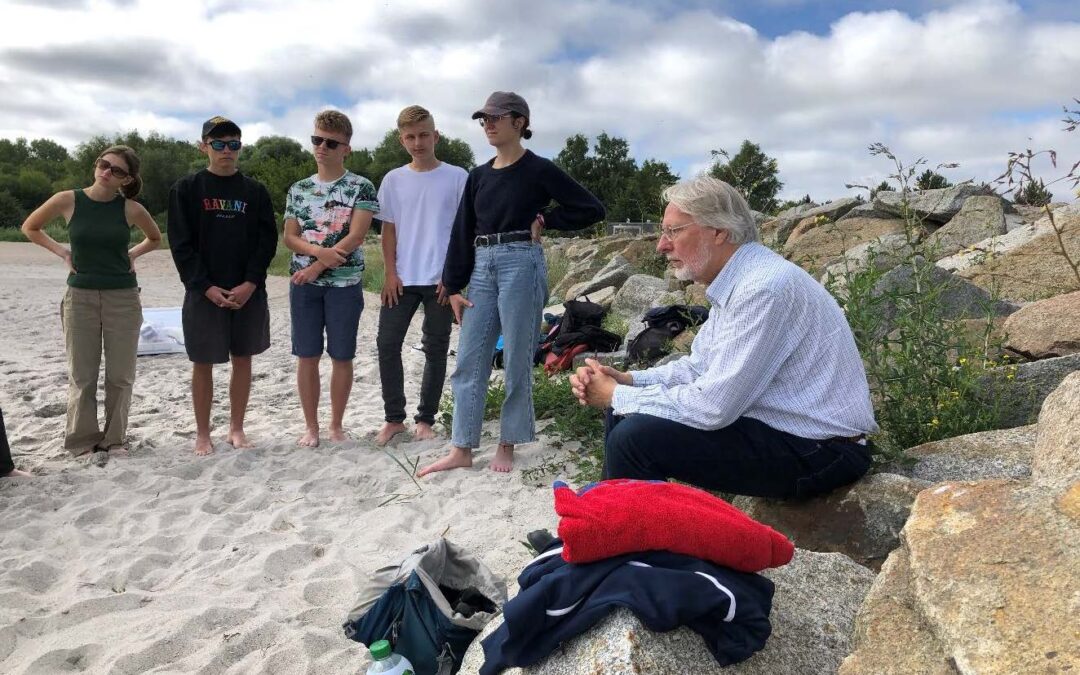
[558,297,606,334]
[626,304,710,364]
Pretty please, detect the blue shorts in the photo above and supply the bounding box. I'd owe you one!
[289,283,364,361]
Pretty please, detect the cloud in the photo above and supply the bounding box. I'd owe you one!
[0,0,1078,200]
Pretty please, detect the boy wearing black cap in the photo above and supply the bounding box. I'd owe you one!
[168,116,278,456]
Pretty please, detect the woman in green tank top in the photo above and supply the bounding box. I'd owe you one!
[21,145,162,457]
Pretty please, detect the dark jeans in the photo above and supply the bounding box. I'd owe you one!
[376,285,454,425]
[1,408,14,475]
[602,411,871,499]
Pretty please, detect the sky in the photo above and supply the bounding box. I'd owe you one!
[2,0,1079,203]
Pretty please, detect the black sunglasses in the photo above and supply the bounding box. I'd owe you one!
[208,139,242,151]
[311,135,345,150]
[95,158,129,179]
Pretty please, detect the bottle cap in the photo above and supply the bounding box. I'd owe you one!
[370,640,391,660]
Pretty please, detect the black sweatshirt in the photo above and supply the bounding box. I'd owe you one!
[441,150,605,294]
[168,169,278,293]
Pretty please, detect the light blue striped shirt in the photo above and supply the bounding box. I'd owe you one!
[612,242,879,439]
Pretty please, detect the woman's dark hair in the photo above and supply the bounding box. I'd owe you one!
[97,144,143,199]
[510,112,532,140]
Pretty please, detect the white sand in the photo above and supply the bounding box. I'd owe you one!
[0,243,575,674]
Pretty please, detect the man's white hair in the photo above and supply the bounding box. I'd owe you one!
[661,176,759,244]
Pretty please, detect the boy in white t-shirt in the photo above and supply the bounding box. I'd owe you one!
[374,105,468,445]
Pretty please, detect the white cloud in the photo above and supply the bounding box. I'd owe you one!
[1,0,1079,200]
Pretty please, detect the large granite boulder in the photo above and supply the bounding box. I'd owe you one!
[836,202,906,222]
[563,254,633,301]
[784,217,909,275]
[460,550,875,675]
[884,425,1036,483]
[609,274,668,323]
[732,473,928,570]
[921,195,1009,260]
[618,238,660,266]
[549,254,603,302]
[842,477,1079,674]
[820,233,918,293]
[871,184,994,224]
[760,199,861,249]
[1031,371,1080,488]
[953,202,1080,300]
[1002,290,1080,359]
[977,353,1080,428]
[870,259,1019,336]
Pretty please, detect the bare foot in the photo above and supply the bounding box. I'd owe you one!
[490,443,514,473]
[2,468,32,478]
[375,422,408,446]
[105,445,128,456]
[417,446,473,477]
[298,428,320,447]
[70,446,95,458]
[413,422,437,441]
[227,429,253,449]
[194,435,214,456]
[328,427,348,442]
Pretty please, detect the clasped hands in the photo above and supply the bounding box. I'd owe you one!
[291,245,348,286]
[205,281,256,310]
[570,358,633,409]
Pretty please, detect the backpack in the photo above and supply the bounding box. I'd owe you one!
[558,297,606,334]
[343,539,507,675]
[626,304,710,365]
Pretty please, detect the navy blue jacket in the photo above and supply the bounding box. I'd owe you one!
[478,541,774,674]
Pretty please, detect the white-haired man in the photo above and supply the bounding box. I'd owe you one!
[570,176,879,498]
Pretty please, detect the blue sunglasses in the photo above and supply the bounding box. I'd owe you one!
[208,139,242,151]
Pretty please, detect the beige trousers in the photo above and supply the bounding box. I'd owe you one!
[61,287,142,452]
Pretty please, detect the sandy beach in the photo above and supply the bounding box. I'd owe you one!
[0,242,570,674]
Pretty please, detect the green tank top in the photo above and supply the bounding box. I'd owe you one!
[67,189,137,289]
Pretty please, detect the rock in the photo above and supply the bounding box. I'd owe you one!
[610,274,669,323]
[1031,371,1080,488]
[819,233,917,291]
[870,259,1019,336]
[836,202,904,222]
[933,215,1057,275]
[564,254,632,301]
[571,349,628,370]
[839,548,954,675]
[732,473,928,570]
[871,184,994,224]
[759,218,798,249]
[749,209,771,225]
[921,196,1008,260]
[549,254,602,302]
[759,199,862,249]
[618,238,660,266]
[684,283,709,307]
[459,550,875,675]
[848,479,1080,673]
[1003,290,1080,359]
[977,353,1080,428]
[671,327,696,353]
[785,217,910,275]
[885,425,1036,482]
[1012,201,1068,223]
[776,201,820,219]
[954,202,1080,301]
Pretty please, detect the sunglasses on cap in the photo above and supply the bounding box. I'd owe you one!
[208,139,242,151]
[311,135,345,150]
[95,158,129,179]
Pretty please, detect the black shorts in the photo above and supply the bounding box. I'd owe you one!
[182,287,271,364]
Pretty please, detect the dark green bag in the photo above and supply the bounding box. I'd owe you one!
[343,539,506,675]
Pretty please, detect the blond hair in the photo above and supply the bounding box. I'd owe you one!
[314,110,353,141]
[397,105,434,130]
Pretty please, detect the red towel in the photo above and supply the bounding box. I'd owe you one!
[554,480,794,572]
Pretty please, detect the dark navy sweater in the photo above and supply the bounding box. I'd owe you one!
[478,541,774,674]
[441,151,605,294]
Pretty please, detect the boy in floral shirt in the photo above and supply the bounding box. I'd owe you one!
[283,110,378,446]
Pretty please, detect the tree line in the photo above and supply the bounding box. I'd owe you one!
[0,130,797,230]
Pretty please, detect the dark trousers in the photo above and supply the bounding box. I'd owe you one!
[602,411,871,499]
[376,285,454,425]
[1,408,14,475]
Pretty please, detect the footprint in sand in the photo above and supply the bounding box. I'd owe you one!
[32,402,65,418]
[6,560,61,594]
[26,644,103,673]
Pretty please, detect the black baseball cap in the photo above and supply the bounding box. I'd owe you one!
[201,115,241,139]
[471,91,530,120]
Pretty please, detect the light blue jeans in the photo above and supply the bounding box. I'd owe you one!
[450,242,548,448]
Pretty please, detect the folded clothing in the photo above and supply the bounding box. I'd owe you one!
[478,538,774,674]
[554,479,794,572]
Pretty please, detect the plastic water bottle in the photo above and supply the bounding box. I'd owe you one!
[366,640,415,675]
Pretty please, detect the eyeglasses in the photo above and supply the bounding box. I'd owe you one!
[658,222,694,242]
[311,135,345,150]
[477,114,508,127]
[208,139,242,151]
[95,158,129,179]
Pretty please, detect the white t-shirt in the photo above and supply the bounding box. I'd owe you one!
[376,162,468,286]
